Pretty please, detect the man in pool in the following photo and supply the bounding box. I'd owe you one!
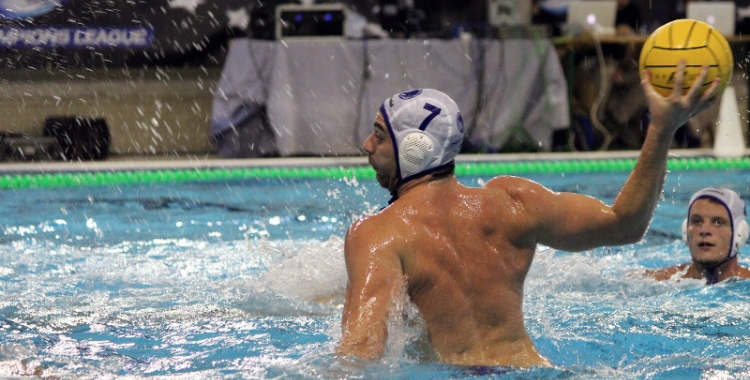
[645,187,750,284]
[336,62,719,367]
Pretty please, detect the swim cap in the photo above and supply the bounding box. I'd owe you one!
[380,89,464,184]
[681,187,749,259]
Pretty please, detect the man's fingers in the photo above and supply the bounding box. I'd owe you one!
[671,60,687,97]
[640,68,651,85]
[695,88,721,114]
[685,65,710,101]
[700,77,721,102]
[641,69,661,98]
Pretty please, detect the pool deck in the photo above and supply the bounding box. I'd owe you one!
[0,148,746,173]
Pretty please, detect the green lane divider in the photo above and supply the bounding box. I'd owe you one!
[1,157,748,190]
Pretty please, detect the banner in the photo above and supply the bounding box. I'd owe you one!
[0,27,153,48]
[0,0,256,68]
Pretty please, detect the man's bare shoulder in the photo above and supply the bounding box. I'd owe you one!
[733,266,750,279]
[485,175,548,192]
[484,175,554,204]
[643,264,689,281]
[346,206,407,248]
[348,209,390,236]
[486,175,534,188]
[343,209,410,282]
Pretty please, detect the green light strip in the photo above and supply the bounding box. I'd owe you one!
[1,157,748,189]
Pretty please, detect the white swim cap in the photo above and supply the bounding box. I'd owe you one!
[380,89,464,183]
[682,187,749,259]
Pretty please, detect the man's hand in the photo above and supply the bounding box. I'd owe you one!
[641,60,720,136]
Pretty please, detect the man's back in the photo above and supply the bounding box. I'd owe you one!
[368,176,549,366]
[339,79,719,366]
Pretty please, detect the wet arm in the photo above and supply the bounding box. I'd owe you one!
[608,63,719,241]
[530,63,719,251]
[336,221,404,359]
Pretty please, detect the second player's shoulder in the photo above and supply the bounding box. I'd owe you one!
[643,264,690,281]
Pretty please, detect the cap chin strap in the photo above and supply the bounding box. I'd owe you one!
[388,161,454,204]
[705,267,721,285]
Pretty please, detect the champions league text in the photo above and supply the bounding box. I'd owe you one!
[0,27,153,48]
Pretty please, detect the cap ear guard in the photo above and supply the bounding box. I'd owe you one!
[735,219,750,252]
[399,131,437,176]
[681,218,688,243]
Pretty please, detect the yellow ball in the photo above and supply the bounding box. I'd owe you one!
[639,19,733,97]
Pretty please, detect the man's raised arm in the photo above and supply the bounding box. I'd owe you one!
[533,62,720,251]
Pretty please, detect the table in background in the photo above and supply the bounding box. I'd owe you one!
[211,38,570,156]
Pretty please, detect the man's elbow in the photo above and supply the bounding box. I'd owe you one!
[613,225,648,245]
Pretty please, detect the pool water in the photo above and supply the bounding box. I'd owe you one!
[1,168,749,378]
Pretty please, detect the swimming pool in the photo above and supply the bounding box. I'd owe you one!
[1,157,750,378]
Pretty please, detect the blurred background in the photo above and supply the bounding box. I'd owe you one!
[0,0,746,161]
